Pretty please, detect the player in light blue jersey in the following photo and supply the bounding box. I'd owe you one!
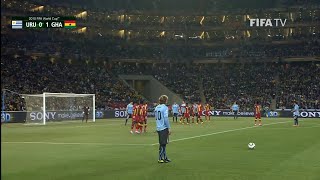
[231,102,239,119]
[125,102,133,126]
[155,95,171,163]
[292,101,300,126]
[171,102,179,123]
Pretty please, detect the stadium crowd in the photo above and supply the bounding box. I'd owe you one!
[112,62,201,102]
[1,25,319,111]
[3,31,319,62]
[201,63,278,111]
[111,61,319,110]
[1,54,144,111]
[277,62,320,109]
[2,50,319,111]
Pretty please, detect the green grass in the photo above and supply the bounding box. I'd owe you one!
[1,117,320,180]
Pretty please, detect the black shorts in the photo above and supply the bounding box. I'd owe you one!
[173,113,178,117]
[193,112,198,117]
[233,110,238,115]
[157,128,169,145]
[128,113,132,118]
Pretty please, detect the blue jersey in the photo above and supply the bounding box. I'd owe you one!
[126,104,134,114]
[232,104,239,111]
[155,104,170,131]
[293,104,299,116]
[172,104,179,114]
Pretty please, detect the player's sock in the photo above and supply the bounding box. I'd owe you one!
[159,145,164,160]
[163,145,167,159]
[125,115,129,125]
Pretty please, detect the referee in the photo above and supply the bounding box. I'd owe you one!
[155,95,171,163]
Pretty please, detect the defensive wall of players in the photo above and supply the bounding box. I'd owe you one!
[2,110,320,123]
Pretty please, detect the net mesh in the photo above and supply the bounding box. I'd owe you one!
[23,93,95,124]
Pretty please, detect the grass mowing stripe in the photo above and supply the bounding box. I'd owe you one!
[2,141,151,146]
[151,120,292,145]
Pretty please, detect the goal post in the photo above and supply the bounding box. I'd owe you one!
[22,93,95,125]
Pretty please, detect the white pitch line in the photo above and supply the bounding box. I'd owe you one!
[23,123,122,128]
[2,141,151,146]
[74,123,121,128]
[151,121,292,146]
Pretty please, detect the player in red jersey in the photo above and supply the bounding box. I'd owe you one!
[204,103,211,122]
[189,104,194,123]
[143,102,148,132]
[197,102,204,124]
[254,101,262,126]
[184,103,191,124]
[137,103,145,133]
[131,103,139,134]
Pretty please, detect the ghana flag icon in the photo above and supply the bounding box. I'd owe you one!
[64,20,76,28]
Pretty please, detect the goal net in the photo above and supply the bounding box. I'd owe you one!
[22,93,95,125]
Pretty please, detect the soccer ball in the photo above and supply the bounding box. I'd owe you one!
[248,142,255,149]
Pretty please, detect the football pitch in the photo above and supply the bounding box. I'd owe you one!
[1,117,320,180]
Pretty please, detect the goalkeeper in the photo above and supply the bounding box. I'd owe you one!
[82,105,90,123]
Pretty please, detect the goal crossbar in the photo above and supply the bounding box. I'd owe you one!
[21,93,95,98]
[22,93,95,125]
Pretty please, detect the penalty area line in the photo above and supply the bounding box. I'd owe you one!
[2,141,151,146]
[151,121,292,146]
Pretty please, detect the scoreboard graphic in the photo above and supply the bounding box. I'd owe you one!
[11,16,77,29]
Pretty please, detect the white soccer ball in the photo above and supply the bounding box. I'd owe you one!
[248,142,255,149]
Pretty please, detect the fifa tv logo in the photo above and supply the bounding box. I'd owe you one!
[249,19,287,27]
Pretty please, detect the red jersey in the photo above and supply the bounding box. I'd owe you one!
[190,106,194,115]
[137,104,143,121]
[143,104,148,116]
[205,105,210,111]
[184,106,190,118]
[255,104,261,115]
[198,104,203,115]
[255,104,261,119]
[185,106,190,115]
[133,105,140,121]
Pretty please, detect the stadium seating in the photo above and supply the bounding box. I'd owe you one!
[1,54,144,111]
[1,2,320,111]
